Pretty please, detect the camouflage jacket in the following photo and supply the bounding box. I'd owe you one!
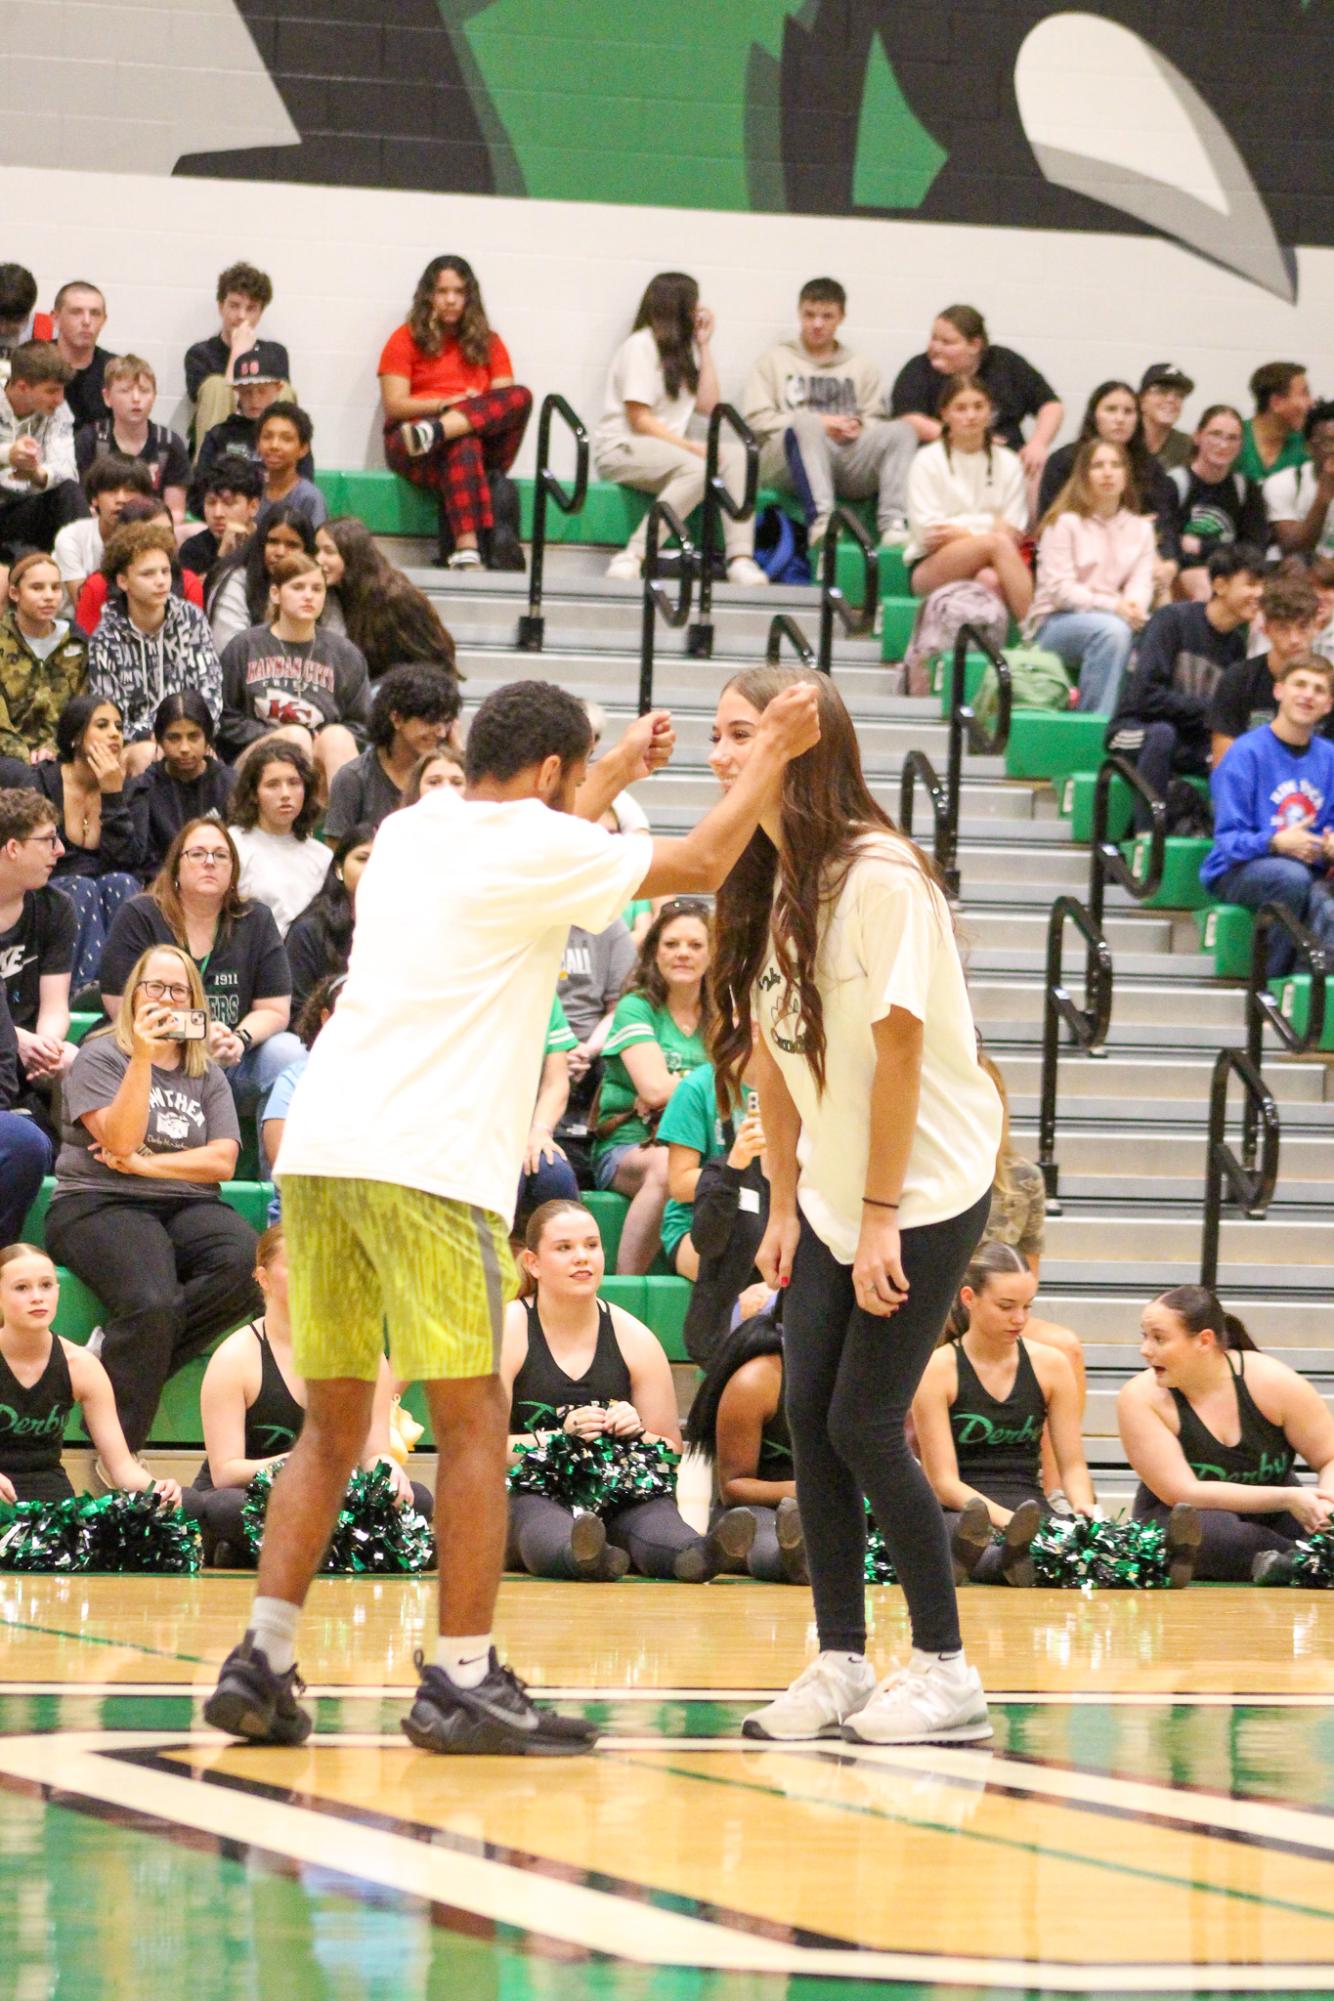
[0,611,87,762]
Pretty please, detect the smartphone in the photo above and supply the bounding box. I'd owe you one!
[745,1088,760,1117]
[164,1008,209,1042]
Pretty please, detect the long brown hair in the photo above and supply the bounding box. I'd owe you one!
[978,1049,1018,1203]
[1154,1285,1258,1352]
[151,817,248,946]
[631,271,700,401]
[709,667,942,1108]
[625,899,714,1030]
[406,255,492,366]
[1037,436,1141,536]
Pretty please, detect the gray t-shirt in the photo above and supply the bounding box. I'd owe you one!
[53,1035,240,1204]
[323,744,402,839]
[559,919,637,1043]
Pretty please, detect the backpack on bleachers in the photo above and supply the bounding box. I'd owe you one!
[973,644,1071,732]
[902,580,1008,696]
[753,505,811,585]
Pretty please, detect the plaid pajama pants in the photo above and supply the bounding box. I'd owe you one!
[383,383,532,538]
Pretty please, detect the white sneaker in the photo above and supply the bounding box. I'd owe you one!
[446,547,481,570]
[742,1652,876,1741]
[726,555,768,587]
[606,549,642,580]
[879,511,910,547]
[399,419,438,457]
[843,1654,992,1746]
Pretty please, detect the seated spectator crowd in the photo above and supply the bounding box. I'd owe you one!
[1,251,1332,1585]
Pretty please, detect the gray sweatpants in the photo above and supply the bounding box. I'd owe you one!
[759,410,916,531]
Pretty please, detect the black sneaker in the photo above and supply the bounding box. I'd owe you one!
[999,1499,1043,1587]
[203,1637,312,1745]
[401,1649,598,1756]
[951,1497,994,1582]
[1165,1503,1203,1589]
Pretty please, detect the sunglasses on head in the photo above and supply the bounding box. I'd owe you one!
[658,898,711,920]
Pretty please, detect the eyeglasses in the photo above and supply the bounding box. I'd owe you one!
[180,847,231,865]
[24,832,61,850]
[138,979,192,1003]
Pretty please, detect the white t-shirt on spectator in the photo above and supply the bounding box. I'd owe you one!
[1263,461,1334,554]
[53,516,104,585]
[594,327,696,459]
[277,789,652,1220]
[754,838,1000,1258]
[230,825,331,939]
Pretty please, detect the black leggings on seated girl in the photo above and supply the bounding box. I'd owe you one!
[508,1491,707,1579]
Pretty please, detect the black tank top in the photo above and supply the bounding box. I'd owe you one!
[509,1296,632,1432]
[759,1398,794,1482]
[0,1336,73,1480]
[950,1338,1046,1491]
[1171,1353,1296,1486]
[244,1324,304,1461]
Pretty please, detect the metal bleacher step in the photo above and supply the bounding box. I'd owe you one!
[1001,1051,1329,1105]
[1038,1292,1332,1345]
[1013,1127,1334,1175]
[964,947,1215,981]
[973,980,1245,1029]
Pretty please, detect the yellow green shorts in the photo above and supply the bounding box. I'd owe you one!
[281,1175,517,1383]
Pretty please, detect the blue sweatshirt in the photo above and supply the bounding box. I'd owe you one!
[1202,725,1334,886]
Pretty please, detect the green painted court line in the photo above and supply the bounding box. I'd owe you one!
[630,1755,1334,1930]
[0,1616,211,1667]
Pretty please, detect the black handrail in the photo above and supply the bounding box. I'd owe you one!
[516,394,589,652]
[940,624,1012,897]
[765,613,815,667]
[687,404,759,658]
[817,506,878,673]
[1241,902,1327,1167]
[899,750,950,865]
[1200,1047,1280,1291]
[638,500,695,716]
[1037,894,1114,1208]
[1088,754,1166,930]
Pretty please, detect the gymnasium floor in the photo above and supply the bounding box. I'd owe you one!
[5,1574,1334,2000]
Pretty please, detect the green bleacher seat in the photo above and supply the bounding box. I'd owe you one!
[1272,973,1334,1050]
[316,468,910,601]
[642,1277,690,1361]
[1004,711,1109,781]
[881,594,918,664]
[1196,904,1254,978]
[931,647,989,714]
[1059,769,1133,844]
[1120,834,1213,910]
[52,1268,101,1346]
[582,1190,627,1266]
[69,1012,100,1043]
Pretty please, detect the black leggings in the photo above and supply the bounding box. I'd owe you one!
[1133,1488,1302,1581]
[508,1492,706,1579]
[785,1193,991,1654]
[942,1485,1052,1584]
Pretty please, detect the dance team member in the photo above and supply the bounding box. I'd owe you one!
[1121,1286,1334,1582]
[688,1312,807,1585]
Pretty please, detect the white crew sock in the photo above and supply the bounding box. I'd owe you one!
[437,1635,493,1688]
[247,1596,301,1675]
[911,1647,964,1674]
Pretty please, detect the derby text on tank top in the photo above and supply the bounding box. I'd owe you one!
[510,1296,632,1431]
[244,1323,305,1461]
[950,1338,1045,1491]
[0,1336,74,1481]
[1171,1352,1296,1485]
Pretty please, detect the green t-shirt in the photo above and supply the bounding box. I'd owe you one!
[546,994,577,1055]
[1239,419,1307,484]
[656,1061,728,1256]
[593,992,708,1160]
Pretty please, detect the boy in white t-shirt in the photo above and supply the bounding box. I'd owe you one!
[52,453,154,607]
[206,674,820,1757]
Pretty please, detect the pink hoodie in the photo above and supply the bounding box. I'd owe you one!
[1026,509,1156,635]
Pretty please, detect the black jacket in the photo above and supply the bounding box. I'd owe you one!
[682,1151,769,1367]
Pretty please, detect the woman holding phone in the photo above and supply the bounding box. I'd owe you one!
[708,664,1002,1747]
[43,943,262,1454]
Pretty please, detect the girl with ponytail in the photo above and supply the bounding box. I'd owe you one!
[1121,1287,1334,1582]
[913,1243,1103,1586]
[687,1312,807,1585]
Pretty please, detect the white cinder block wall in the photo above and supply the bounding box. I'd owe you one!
[12,165,1334,483]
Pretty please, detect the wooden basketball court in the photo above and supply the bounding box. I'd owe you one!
[4,1570,1334,1998]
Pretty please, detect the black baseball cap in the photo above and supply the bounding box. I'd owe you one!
[1140,362,1195,395]
[234,342,286,385]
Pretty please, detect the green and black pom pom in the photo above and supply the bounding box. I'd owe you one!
[241,1461,434,1574]
[0,1491,201,1574]
[1031,1514,1171,1589]
[1284,1529,1334,1587]
[508,1404,680,1516]
[864,1498,898,1584]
